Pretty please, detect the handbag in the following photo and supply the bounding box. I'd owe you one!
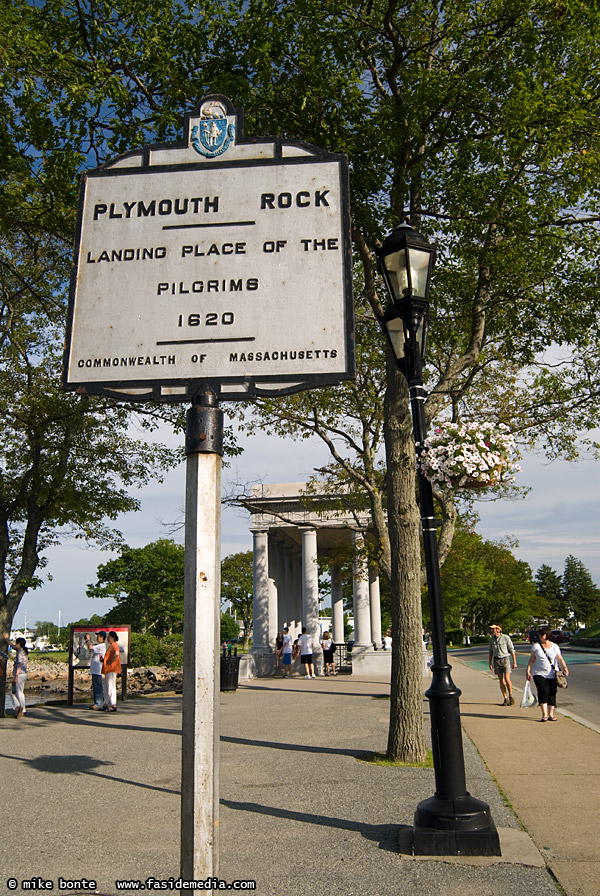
[555,667,568,689]
[545,648,567,688]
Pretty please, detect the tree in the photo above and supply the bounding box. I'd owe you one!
[220,613,240,643]
[88,539,185,636]
[434,523,491,632]
[437,521,539,634]
[4,0,600,764]
[535,564,567,626]
[562,555,600,628]
[0,305,180,636]
[224,0,600,760]
[221,552,253,648]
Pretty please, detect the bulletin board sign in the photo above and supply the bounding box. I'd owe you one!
[68,625,131,706]
[69,624,131,668]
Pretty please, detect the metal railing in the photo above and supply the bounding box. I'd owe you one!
[331,642,352,674]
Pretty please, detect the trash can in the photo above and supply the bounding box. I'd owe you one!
[220,647,241,692]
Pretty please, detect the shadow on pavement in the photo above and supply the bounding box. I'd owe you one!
[221,734,369,758]
[221,798,407,852]
[0,750,180,795]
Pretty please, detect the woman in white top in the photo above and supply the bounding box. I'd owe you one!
[320,631,336,676]
[3,634,28,719]
[526,626,569,722]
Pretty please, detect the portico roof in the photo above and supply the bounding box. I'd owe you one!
[237,482,372,550]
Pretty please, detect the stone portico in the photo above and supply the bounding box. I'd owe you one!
[238,483,391,676]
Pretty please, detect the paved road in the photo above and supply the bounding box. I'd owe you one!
[451,644,600,729]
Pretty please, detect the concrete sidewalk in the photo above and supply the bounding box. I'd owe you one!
[0,659,596,896]
[453,656,600,896]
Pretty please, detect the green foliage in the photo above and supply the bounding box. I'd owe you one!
[436,519,540,634]
[70,614,105,627]
[445,629,466,646]
[157,634,184,670]
[577,620,600,638]
[562,555,600,627]
[0,218,180,634]
[129,632,183,669]
[220,612,240,642]
[34,620,61,643]
[358,750,434,769]
[129,632,161,667]
[221,551,253,647]
[89,539,185,636]
[535,564,568,625]
[30,650,69,663]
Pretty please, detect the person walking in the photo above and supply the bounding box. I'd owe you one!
[281,627,293,678]
[274,631,284,669]
[488,624,517,705]
[3,634,28,719]
[526,625,569,722]
[101,630,122,712]
[320,630,336,676]
[298,626,316,679]
[85,630,107,710]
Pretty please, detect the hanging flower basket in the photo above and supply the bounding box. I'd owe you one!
[416,422,521,491]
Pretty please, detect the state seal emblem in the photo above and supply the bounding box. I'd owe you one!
[191,100,235,158]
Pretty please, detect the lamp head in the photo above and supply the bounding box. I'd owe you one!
[375,223,436,366]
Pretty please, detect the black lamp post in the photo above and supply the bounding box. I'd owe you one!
[376,224,501,856]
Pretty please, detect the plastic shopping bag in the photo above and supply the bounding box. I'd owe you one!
[520,679,536,708]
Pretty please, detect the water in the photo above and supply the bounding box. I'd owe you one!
[3,687,83,711]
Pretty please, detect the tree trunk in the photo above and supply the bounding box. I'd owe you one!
[384,357,427,763]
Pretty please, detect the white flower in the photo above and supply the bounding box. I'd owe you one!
[416,421,520,490]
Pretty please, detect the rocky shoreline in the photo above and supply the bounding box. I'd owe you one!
[24,660,183,698]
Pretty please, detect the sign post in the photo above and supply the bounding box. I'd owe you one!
[181,387,223,877]
[63,95,354,878]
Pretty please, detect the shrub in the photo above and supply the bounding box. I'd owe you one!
[158,634,184,669]
[571,637,600,648]
[130,632,160,667]
[129,632,183,669]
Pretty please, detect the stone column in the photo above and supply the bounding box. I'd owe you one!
[352,531,372,646]
[274,539,287,632]
[251,529,269,651]
[301,527,320,642]
[283,547,294,629]
[369,569,382,648]
[267,535,279,650]
[331,563,344,644]
[292,551,303,635]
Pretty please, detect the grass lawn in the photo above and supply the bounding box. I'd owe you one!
[30,650,69,663]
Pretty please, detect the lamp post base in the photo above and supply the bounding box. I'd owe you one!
[412,795,501,856]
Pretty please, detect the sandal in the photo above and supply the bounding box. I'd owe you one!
[540,717,548,722]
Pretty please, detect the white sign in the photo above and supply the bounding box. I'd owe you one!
[63,96,354,402]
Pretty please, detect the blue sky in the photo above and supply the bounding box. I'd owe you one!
[14,420,599,630]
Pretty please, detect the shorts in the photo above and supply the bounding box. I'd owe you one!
[493,656,511,675]
[282,653,292,666]
[323,649,334,663]
[300,654,313,664]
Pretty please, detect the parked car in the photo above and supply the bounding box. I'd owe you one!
[528,629,541,644]
[550,630,565,643]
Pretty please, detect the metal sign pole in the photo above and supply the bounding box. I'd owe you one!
[180,386,223,878]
